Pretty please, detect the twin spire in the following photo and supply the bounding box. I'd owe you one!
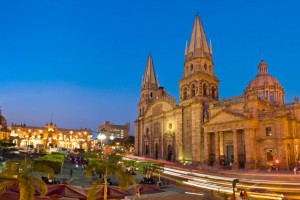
[142,54,159,89]
[185,15,212,59]
[142,15,211,88]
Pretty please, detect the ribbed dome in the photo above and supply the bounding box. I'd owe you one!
[245,60,285,105]
[246,60,282,91]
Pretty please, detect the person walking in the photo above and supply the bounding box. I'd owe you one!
[240,191,244,199]
[242,191,248,200]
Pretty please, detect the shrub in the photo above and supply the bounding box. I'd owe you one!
[35,154,65,174]
[122,159,136,167]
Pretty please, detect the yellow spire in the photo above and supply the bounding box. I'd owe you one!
[186,15,211,59]
[142,54,159,89]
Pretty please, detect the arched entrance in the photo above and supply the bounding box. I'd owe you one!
[167,145,173,161]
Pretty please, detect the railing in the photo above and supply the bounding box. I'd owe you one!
[279,102,295,109]
[162,95,177,106]
[213,95,248,107]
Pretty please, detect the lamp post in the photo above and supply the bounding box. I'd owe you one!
[98,133,107,149]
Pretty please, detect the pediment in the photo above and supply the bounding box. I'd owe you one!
[203,110,248,126]
[144,101,174,118]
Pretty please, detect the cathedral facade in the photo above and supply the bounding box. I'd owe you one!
[134,15,300,170]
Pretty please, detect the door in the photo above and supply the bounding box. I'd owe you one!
[227,145,234,166]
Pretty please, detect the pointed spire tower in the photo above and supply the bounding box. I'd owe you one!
[186,15,212,60]
[179,14,220,105]
[138,54,160,116]
[142,54,159,90]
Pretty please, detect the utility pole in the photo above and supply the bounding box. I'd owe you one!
[232,178,239,200]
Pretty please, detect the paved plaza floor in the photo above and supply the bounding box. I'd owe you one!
[55,160,226,200]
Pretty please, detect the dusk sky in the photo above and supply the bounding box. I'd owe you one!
[0,0,299,135]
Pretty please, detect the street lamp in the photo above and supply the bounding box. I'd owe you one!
[98,133,107,148]
[109,135,114,141]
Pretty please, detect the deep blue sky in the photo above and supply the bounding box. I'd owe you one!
[0,0,299,134]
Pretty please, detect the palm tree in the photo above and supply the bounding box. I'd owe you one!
[0,157,54,200]
[86,153,136,200]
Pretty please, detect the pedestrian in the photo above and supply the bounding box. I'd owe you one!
[70,168,73,178]
[242,191,248,200]
[240,190,243,198]
[294,166,297,175]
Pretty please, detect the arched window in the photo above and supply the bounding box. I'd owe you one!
[212,86,216,98]
[204,64,207,71]
[169,123,172,130]
[203,84,207,96]
[190,64,193,71]
[191,84,196,97]
[150,92,153,98]
[270,92,275,103]
[183,88,187,100]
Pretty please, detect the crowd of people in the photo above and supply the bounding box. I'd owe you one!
[66,152,88,175]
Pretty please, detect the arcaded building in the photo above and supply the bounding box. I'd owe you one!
[10,122,92,151]
[134,15,300,170]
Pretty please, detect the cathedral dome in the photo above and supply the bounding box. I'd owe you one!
[245,60,284,104]
[246,61,282,90]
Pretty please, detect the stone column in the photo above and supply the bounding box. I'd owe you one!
[244,128,255,169]
[214,132,220,168]
[203,131,210,165]
[232,129,239,169]
[219,132,224,156]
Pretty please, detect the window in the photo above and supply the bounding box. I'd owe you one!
[186,119,190,127]
[259,93,265,99]
[270,93,275,103]
[191,84,195,97]
[203,84,207,96]
[169,123,172,130]
[266,127,272,136]
[212,86,216,98]
[146,128,149,135]
[267,149,274,161]
[190,64,193,71]
[183,88,187,100]
[204,64,207,71]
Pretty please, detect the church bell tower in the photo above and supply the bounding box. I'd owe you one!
[179,15,220,106]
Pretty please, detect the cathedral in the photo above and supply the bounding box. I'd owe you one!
[134,15,300,170]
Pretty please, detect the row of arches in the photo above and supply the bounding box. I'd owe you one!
[181,82,218,100]
[185,62,213,76]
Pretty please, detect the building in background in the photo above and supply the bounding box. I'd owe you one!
[98,121,130,139]
[135,15,300,170]
[10,122,92,152]
[0,109,10,141]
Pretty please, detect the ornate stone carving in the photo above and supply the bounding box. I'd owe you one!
[152,104,162,115]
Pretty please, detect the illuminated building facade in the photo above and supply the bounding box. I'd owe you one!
[98,121,130,139]
[135,15,300,170]
[10,122,92,151]
[0,109,10,141]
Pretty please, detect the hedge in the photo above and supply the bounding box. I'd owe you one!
[35,154,65,174]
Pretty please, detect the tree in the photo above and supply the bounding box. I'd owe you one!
[86,153,136,200]
[121,136,135,152]
[0,158,54,200]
